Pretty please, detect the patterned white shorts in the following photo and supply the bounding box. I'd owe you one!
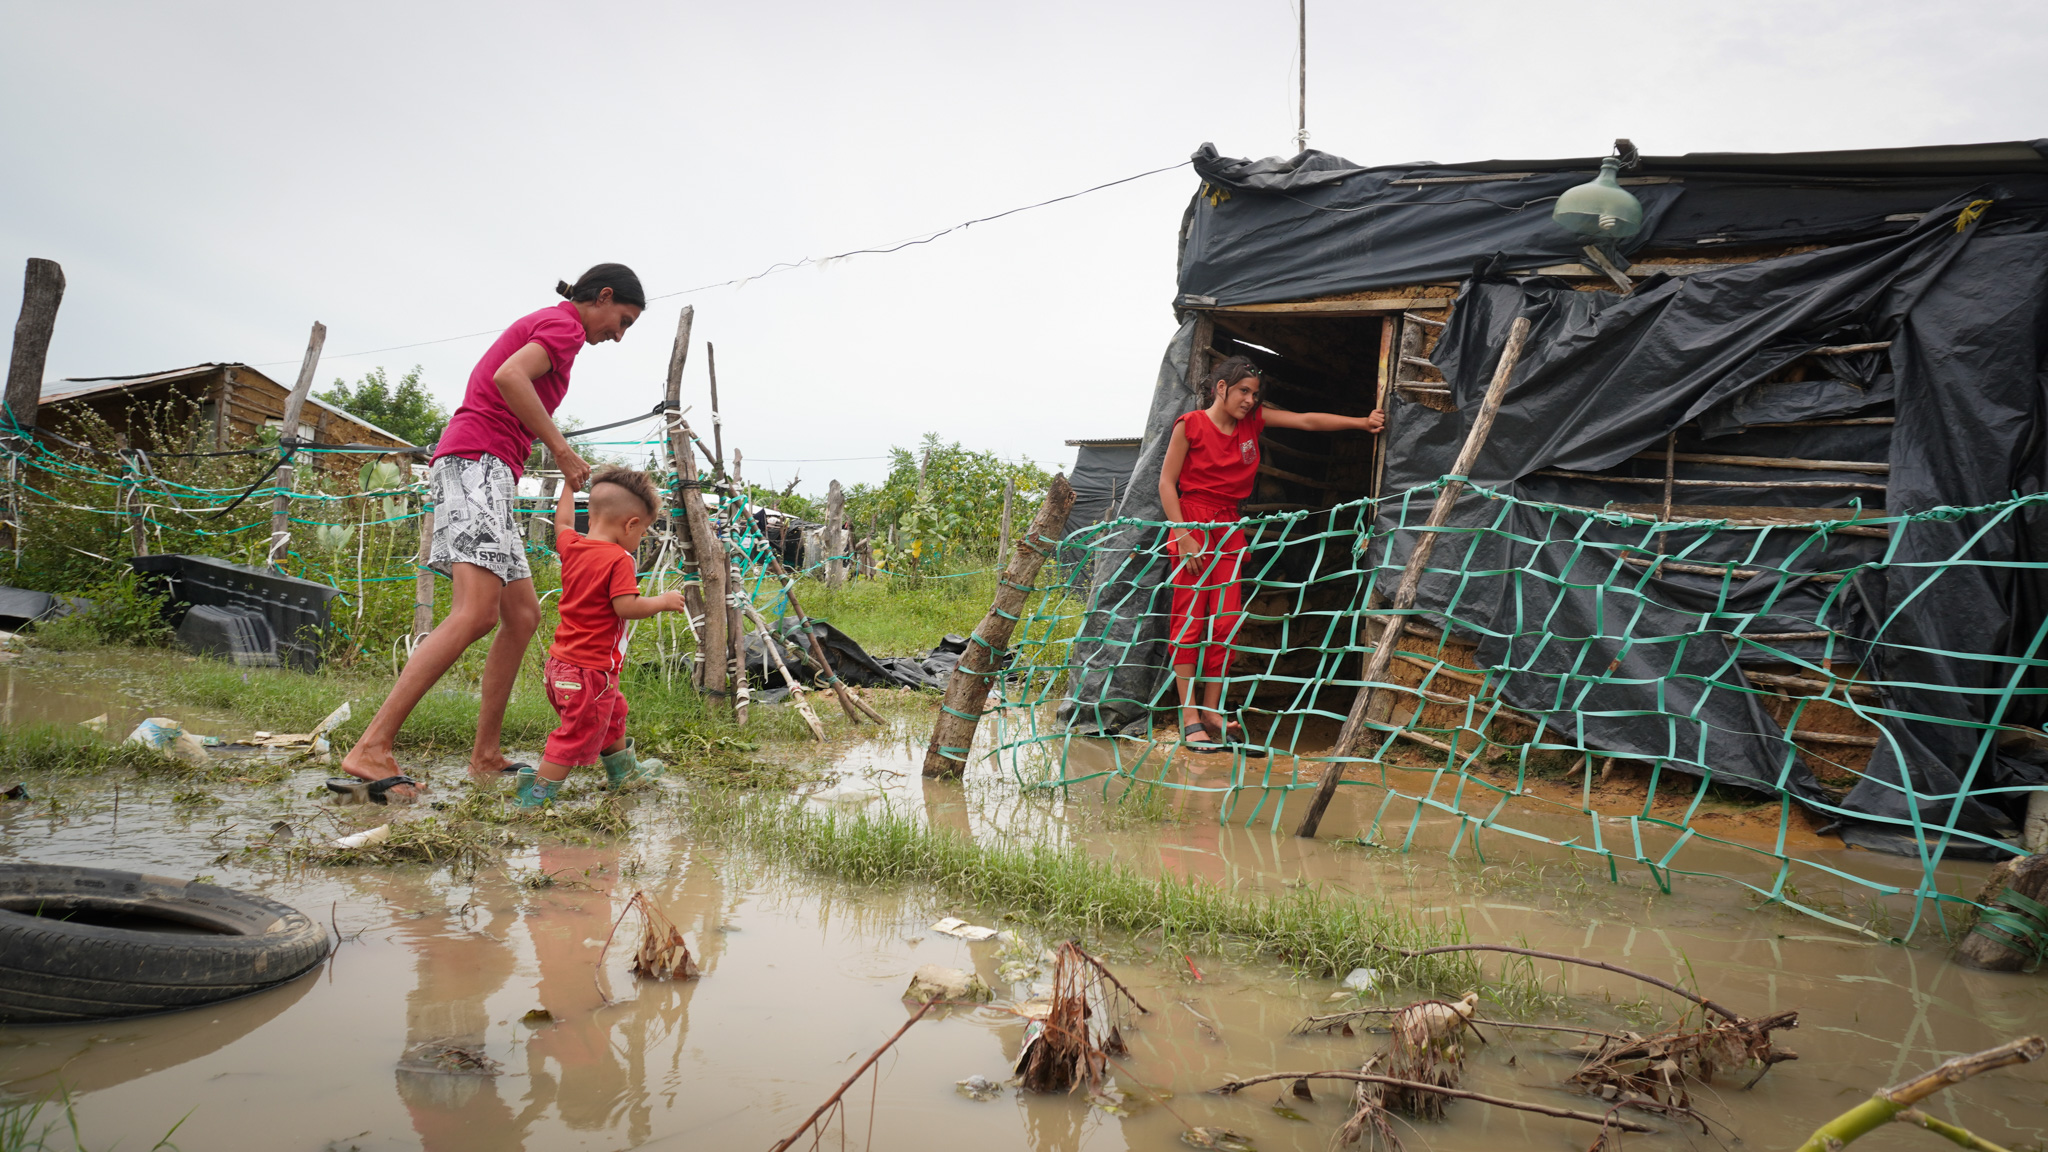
[428,455,532,584]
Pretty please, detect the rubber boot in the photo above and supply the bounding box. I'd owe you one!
[513,766,563,808]
[602,739,665,790]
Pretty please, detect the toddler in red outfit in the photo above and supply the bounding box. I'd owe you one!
[515,466,686,807]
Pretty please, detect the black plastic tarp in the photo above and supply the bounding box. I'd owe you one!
[1065,441,1142,537]
[1180,141,2048,307]
[1409,197,2048,847]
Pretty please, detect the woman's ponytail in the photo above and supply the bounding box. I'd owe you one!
[557,263,646,308]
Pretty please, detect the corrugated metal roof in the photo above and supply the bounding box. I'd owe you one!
[43,362,419,446]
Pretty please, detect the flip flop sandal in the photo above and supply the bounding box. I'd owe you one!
[1210,721,1271,759]
[324,775,420,805]
[1180,723,1227,754]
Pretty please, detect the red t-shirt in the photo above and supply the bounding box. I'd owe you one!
[432,302,586,479]
[549,527,640,672]
[1175,406,1264,512]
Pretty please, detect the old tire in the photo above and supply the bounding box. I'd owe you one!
[0,863,331,1024]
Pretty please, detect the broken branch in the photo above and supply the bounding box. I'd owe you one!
[768,998,940,1152]
[1395,943,1744,1023]
[1792,1036,2043,1152]
[1212,1071,1656,1133]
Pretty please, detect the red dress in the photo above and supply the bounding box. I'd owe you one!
[1170,407,1263,679]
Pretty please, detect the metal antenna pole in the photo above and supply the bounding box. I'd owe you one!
[1296,0,1307,154]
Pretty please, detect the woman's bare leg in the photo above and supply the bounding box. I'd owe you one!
[469,577,541,778]
[1174,662,1206,736]
[340,563,504,786]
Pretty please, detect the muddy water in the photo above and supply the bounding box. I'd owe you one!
[4,659,2048,1150]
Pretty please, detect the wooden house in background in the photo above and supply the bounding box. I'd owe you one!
[37,363,421,477]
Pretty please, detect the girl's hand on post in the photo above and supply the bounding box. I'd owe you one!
[1364,410,1386,433]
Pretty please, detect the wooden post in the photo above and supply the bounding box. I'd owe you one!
[762,547,884,725]
[1187,315,1215,403]
[1955,853,2048,970]
[1296,316,1531,838]
[997,477,1014,570]
[729,449,752,726]
[664,308,729,703]
[740,600,826,741]
[706,341,725,476]
[923,474,1076,777]
[530,448,557,547]
[267,322,326,568]
[3,258,64,558]
[824,479,847,589]
[413,505,435,641]
[1369,315,1399,501]
[120,446,148,557]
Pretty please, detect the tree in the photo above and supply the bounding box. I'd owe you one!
[316,366,447,447]
[841,434,1052,570]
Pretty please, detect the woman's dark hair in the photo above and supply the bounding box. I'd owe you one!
[555,263,646,308]
[1204,354,1262,402]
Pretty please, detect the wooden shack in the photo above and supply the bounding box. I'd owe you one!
[38,363,421,475]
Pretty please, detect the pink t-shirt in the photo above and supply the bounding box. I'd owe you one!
[432,302,586,479]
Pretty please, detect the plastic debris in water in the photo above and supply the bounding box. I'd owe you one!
[332,824,390,849]
[956,1075,1002,1101]
[929,917,998,941]
[1342,967,1382,992]
[1181,1127,1256,1150]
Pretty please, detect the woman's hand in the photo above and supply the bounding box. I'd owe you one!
[1363,409,1386,433]
[1171,528,1203,568]
[555,445,591,491]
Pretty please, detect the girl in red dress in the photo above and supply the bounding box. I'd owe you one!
[1158,355,1385,752]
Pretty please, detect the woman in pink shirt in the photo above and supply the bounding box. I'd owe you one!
[337,264,644,799]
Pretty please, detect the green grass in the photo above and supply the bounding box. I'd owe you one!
[782,567,1084,658]
[0,724,165,777]
[0,1089,187,1151]
[680,788,1484,992]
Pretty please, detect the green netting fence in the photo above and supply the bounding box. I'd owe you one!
[987,476,2048,944]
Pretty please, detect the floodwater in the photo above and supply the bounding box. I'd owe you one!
[4,654,2048,1151]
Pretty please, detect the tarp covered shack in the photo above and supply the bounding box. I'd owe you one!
[1064,139,2048,857]
[1064,437,1141,536]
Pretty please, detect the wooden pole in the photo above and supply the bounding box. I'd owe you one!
[729,449,752,726]
[1955,853,2048,970]
[664,309,730,704]
[824,479,846,589]
[120,447,148,557]
[3,258,62,442]
[924,475,1075,777]
[997,477,1014,570]
[706,341,725,476]
[268,322,327,568]
[413,506,435,641]
[740,600,825,741]
[3,258,64,559]
[1296,315,1531,838]
[532,448,557,547]
[762,547,884,724]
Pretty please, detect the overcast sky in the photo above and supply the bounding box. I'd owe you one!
[4,1,2044,494]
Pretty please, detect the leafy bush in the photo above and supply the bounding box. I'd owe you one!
[842,434,1051,574]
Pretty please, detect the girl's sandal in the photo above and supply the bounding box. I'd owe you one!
[1180,723,1227,754]
[1210,721,1270,759]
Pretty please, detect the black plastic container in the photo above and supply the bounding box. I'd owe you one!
[175,604,280,667]
[130,555,342,670]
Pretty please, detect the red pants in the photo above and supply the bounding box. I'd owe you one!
[543,656,629,767]
[1168,504,1246,680]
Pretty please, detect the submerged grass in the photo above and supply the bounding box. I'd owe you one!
[681,788,1485,993]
